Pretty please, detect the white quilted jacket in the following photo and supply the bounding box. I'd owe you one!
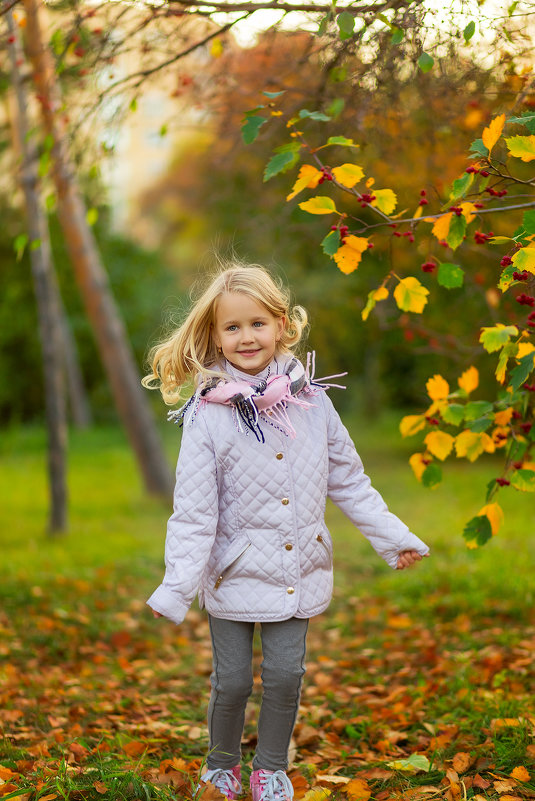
[147,358,429,625]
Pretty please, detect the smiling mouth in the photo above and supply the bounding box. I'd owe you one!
[238,350,261,355]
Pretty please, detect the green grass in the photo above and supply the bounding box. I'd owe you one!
[1,415,534,800]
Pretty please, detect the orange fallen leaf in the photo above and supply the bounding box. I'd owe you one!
[510,766,530,782]
[452,752,472,774]
[93,781,108,794]
[345,778,372,801]
[123,740,146,758]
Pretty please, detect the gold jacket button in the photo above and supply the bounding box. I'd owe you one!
[287,587,295,594]
[285,543,293,551]
[281,497,290,505]
[276,452,284,460]
[317,534,323,542]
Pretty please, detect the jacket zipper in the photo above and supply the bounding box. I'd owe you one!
[214,543,252,589]
[316,533,332,566]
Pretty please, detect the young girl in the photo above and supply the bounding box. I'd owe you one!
[144,263,430,801]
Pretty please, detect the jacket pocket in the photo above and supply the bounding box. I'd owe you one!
[315,530,333,567]
[214,543,252,589]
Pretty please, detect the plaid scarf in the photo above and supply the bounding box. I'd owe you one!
[168,352,346,443]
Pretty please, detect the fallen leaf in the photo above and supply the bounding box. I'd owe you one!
[452,752,472,774]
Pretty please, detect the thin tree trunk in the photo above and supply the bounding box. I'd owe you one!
[6,5,67,533]
[22,0,173,496]
[60,306,93,429]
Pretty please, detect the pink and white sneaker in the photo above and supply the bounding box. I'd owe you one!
[250,769,294,801]
[199,765,242,799]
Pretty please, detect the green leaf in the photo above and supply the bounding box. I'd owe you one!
[521,209,535,235]
[508,1,519,14]
[480,324,518,353]
[45,193,56,212]
[469,138,489,157]
[463,514,492,547]
[467,416,493,433]
[263,150,300,182]
[463,20,476,41]
[329,66,347,83]
[241,115,267,144]
[422,463,442,488]
[325,136,358,147]
[485,477,497,502]
[464,401,494,421]
[449,172,474,201]
[263,90,285,98]
[446,214,466,250]
[498,264,517,292]
[30,238,41,251]
[337,11,355,38]
[38,151,50,179]
[391,27,404,44]
[298,109,331,122]
[441,403,465,426]
[43,133,55,152]
[509,352,535,391]
[14,233,29,261]
[508,112,535,134]
[129,97,138,112]
[510,469,535,491]
[438,262,464,289]
[328,98,345,118]
[317,15,329,35]
[321,230,341,256]
[86,207,98,226]
[388,754,431,773]
[418,52,434,73]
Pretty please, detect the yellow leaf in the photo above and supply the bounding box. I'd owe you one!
[345,778,372,801]
[287,166,323,201]
[299,196,339,215]
[302,789,331,801]
[492,425,510,448]
[366,177,375,188]
[413,205,424,219]
[460,202,478,223]
[517,342,535,359]
[331,163,365,188]
[361,286,389,321]
[393,277,429,313]
[478,502,504,535]
[458,366,479,394]
[409,453,429,482]
[455,430,495,462]
[210,37,224,57]
[371,188,397,215]
[511,766,531,782]
[506,134,535,162]
[482,113,505,153]
[333,236,368,275]
[511,247,535,275]
[426,374,450,400]
[400,414,427,438]
[431,212,453,241]
[494,408,513,426]
[424,430,455,461]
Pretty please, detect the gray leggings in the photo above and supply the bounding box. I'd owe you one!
[207,615,309,772]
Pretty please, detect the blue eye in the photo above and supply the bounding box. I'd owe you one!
[253,321,264,327]
[227,325,238,331]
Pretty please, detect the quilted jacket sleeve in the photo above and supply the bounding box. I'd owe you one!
[322,393,429,569]
[146,410,219,624]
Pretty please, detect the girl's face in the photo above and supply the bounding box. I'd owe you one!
[213,292,285,375]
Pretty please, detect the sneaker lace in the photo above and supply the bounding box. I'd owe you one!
[201,767,241,796]
[258,770,294,800]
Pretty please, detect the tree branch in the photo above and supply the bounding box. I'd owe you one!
[166,0,414,15]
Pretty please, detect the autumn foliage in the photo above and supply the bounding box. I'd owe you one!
[244,95,535,547]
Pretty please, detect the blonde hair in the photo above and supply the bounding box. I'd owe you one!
[142,262,308,405]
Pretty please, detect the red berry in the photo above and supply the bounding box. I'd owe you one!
[501,256,513,266]
[420,189,427,196]
[393,231,402,237]
[516,293,535,306]
[474,202,485,209]
[512,410,522,419]
[496,478,510,486]
[512,270,530,281]
[419,198,429,206]
[421,261,436,273]
[480,170,490,177]
[520,422,533,433]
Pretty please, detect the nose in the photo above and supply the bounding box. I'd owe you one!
[240,326,255,343]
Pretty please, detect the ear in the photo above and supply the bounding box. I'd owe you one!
[276,315,286,342]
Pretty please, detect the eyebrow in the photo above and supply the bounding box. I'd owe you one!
[221,315,270,326]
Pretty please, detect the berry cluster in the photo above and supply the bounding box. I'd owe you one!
[448,206,464,217]
[421,261,436,273]
[496,477,511,486]
[512,268,529,279]
[485,187,508,197]
[528,310,535,328]
[419,190,428,207]
[516,293,535,307]
[358,193,376,208]
[330,224,350,242]
[465,167,490,177]
[393,230,415,242]
[318,167,333,184]
[474,230,494,244]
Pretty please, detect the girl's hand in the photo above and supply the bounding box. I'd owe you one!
[152,610,163,618]
[396,550,430,569]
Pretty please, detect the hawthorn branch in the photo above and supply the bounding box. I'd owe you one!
[166,0,414,15]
